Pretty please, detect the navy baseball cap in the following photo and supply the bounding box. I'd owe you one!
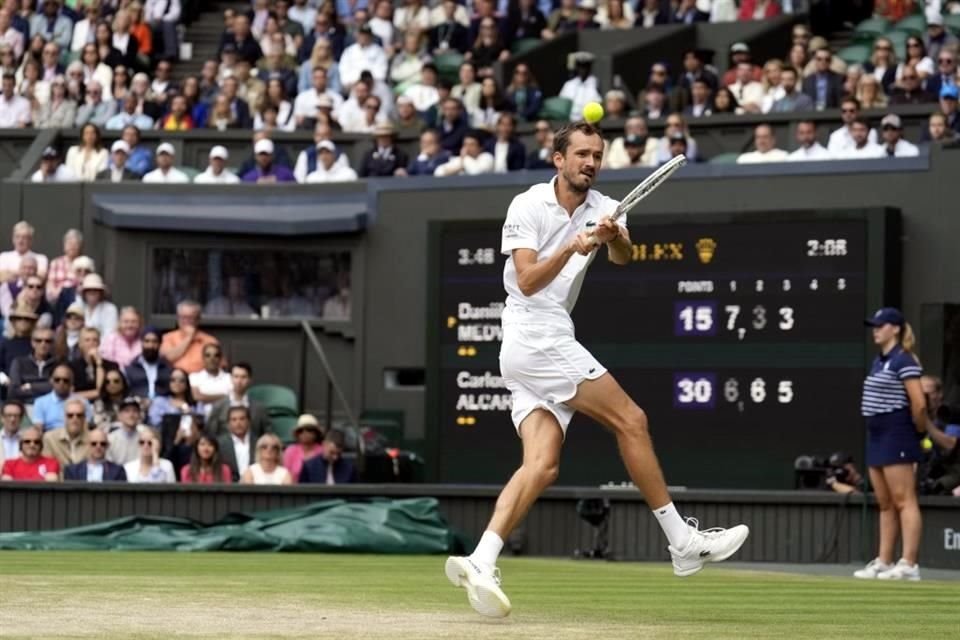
[865,307,904,327]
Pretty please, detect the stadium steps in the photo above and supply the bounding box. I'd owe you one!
[177,0,249,80]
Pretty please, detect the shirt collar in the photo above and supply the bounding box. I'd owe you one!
[545,176,597,216]
[879,345,902,362]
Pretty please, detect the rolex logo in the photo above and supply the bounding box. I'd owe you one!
[696,238,717,264]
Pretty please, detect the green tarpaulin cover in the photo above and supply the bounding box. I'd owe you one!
[0,498,468,553]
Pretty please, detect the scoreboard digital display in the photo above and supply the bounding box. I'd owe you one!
[425,209,900,488]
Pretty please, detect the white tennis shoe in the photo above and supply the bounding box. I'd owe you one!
[853,558,894,579]
[445,555,512,618]
[668,518,750,577]
[876,559,921,581]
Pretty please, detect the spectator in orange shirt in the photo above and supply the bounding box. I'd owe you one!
[159,300,220,374]
[127,2,154,59]
[1,426,59,481]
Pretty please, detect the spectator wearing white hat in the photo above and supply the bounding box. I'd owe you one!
[306,141,359,183]
[52,256,95,325]
[142,143,189,184]
[242,138,296,183]
[79,273,118,339]
[95,140,139,182]
[194,146,240,184]
[878,114,919,158]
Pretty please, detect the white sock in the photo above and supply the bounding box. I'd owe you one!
[652,502,691,550]
[469,530,504,567]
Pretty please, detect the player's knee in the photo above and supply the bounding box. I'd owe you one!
[613,405,649,438]
[876,495,894,511]
[528,459,560,488]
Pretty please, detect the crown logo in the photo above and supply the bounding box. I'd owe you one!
[695,238,717,264]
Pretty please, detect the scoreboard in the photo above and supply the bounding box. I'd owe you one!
[425,209,900,488]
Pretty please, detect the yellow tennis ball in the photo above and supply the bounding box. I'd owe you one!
[582,101,604,123]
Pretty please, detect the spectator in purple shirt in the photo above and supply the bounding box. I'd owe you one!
[242,139,296,183]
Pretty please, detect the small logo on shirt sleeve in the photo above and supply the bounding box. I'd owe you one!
[503,223,521,238]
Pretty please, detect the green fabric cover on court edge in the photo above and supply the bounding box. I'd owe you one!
[0,498,468,553]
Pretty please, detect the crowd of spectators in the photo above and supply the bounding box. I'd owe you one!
[5,1,957,182]
[0,221,358,484]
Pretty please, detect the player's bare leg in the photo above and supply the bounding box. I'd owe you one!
[445,409,563,617]
[567,373,750,576]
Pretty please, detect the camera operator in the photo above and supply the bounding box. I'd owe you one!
[824,452,863,495]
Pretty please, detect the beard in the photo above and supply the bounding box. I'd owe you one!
[561,166,593,193]
[142,347,159,363]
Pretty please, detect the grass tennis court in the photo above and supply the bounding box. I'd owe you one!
[0,551,956,639]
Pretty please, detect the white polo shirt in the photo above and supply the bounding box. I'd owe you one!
[500,177,621,332]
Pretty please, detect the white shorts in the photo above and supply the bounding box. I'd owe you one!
[499,323,606,436]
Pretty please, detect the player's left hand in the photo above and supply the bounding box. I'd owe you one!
[593,216,619,244]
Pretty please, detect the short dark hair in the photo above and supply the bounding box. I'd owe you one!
[851,116,870,129]
[780,65,798,78]
[797,119,816,128]
[227,405,251,421]
[324,428,346,449]
[552,121,602,156]
[841,96,860,109]
[3,400,24,416]
[232,362,253,377]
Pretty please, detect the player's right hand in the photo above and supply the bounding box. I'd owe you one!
[570,232,596,256]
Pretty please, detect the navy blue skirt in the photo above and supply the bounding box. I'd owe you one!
[866,408,923,467]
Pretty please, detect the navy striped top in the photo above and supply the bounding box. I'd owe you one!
[861,345,923,417]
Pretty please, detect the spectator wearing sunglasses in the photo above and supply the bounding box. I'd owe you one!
[826,96,877,154]
[64,427,127,482]
[32,364,90,431]
[241,433,293,485]
[8,327,56,403]
[889,63,936,105]
[802,47,844,110]
[0,426,58,481]
[123,427,174,483]
[3,275,53,338]
[41,396,91,469]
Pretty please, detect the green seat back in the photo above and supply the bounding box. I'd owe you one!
[853,17,889,41]
[271,415,299,445]
[836,43,872,66]
[510,38,542,56]
[248,384,299,417]
[538,96,573,121]
[709,152,741,165]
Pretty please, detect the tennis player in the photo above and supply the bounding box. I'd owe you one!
[445,122,749,618]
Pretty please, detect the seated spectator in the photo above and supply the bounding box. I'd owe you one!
[559,51,602,120]
[738,0,781,20]
[598,0,633,29]
[878,114,919,158]
[96,140,140,183]
[737,124,788,164]
[194,145,240,184]
[358,124,408,177]
[106,396,150,464]
[146,365,192,427]
[889,65,935,105]
[127,2,154,64]
[635,0,669,26]
[0,222,47,283]
[1,306,38,372]
[52,257,94,325]
[451,62,481,116]
[834,118,884,159]
[67,326,118,401]
[322,272,351,321]
[64,428,127,482]
[124,426,175,483]
[0,426,58,481]
[403,62,441,114]
[392,95,425,135]
[75,79,116,128]
[65,123,109,183]
[93,370,130,432]
[180,76,210,126]
[864,37,897,95]
[283,413,325,481]
[220,13,261,65]
[396,0,432,34]
[158,94,194,130]
[43,229,80,307]
[339,24,387,91]
[407,128,451,175]
[0,70,30,127]
[298,37,341,96]
[543,0,576,38]
[787,44,809,80]
[472,76,513,130]
[728,62,764,113]
[53,302,84,362]
[787,120,832,161]
[160,300,219,375]
[437,96,469,153]
[205,363,272,439]
[41,396,90,468]
[118,323,166,399]
[205,94,241,131]
[846,65,865,100]
[295,66,345,129]
[110,11,142,71]
[932,85,960,136]
[684,78,713,117]
[712,87,741,114]
[928,44,959,100]
[673,0,709,23]
[342,94,387,134]
[0,256,38,319]
[759,58,784,113]
[655,114,698,165]
[80,43,113,100]
[467,17,509,73]
[204,275,256,318]
[856,74,887,110]
[638,83,666,120]
[0,400,25,469]
[803,48,844,110]
[217,75,252,128]
[5,276,53,338]
[180,433,232,483]
[505,64,543,123]
[389,29,429,94]
[189,343,230,416]
[218,406,265,481]
[144,0,180,62]
[119,125,153,177]
[33,364,87,431]
[142,143,190,183]
[603,89,628,120]
[299,429,357,484]
[241,433,293,485]
[8,326,56,403]
[255,78,295,132]
[926,13,959,64]
[661,131,689,165]
[33,75,76,129]
[721,42,763,87]
[526,121,554,170]
[130,72,164,122]
[606,116,657,169]
[430,0,470,54]
[78,274,118,338]
[242,138,296,183]
[770,66,814,113]
[485,113,526,173]
[31,145,77,183]
[435,131,494,176]
[925,111,959,144]
[827,97,878,154]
